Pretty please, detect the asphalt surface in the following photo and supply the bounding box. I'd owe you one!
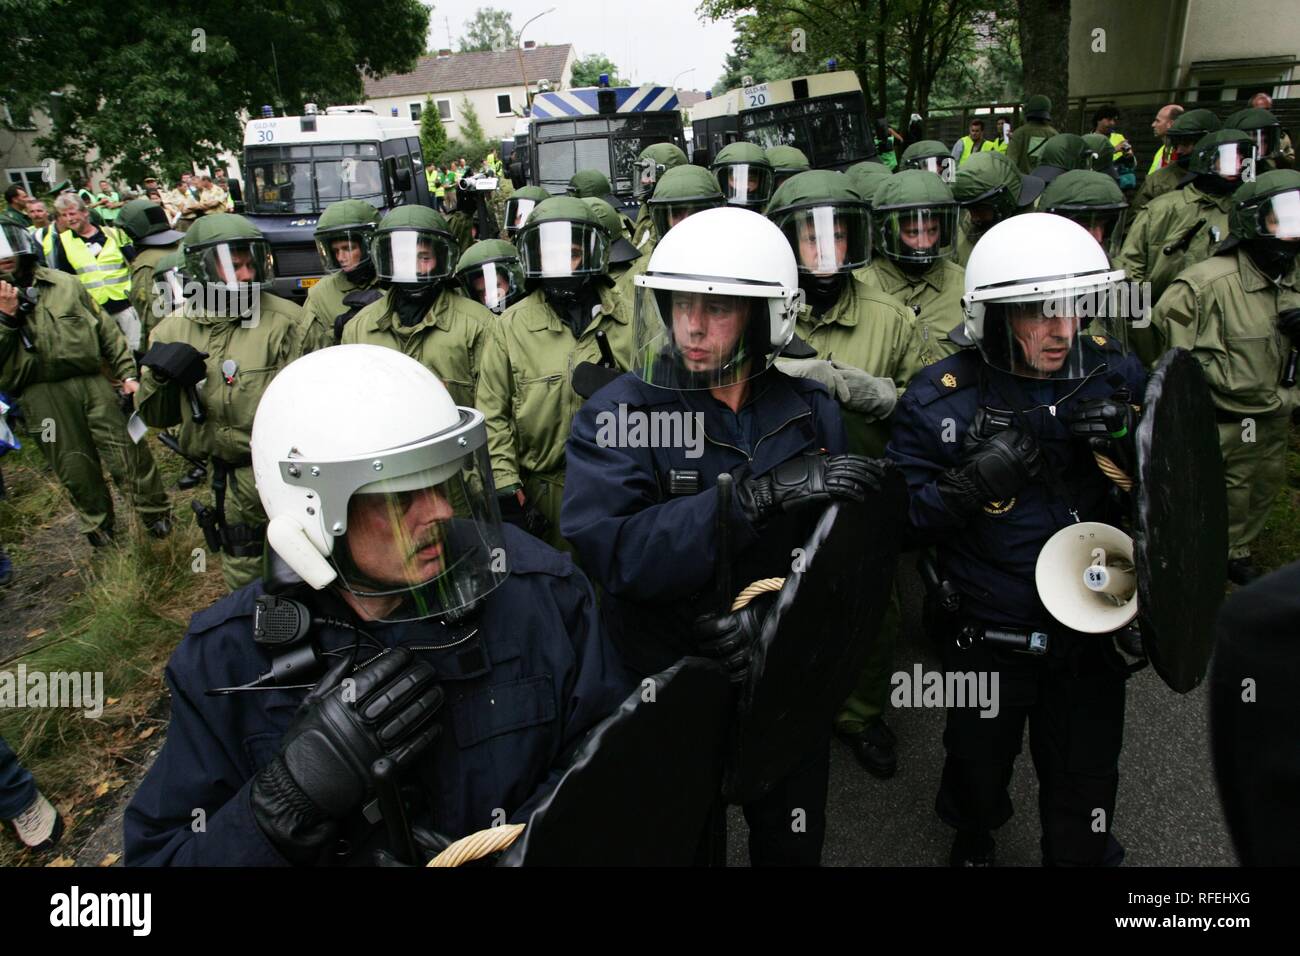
[726,556,1236,867]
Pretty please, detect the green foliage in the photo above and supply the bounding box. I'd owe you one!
[571,54,627,89]
[457,7,516,53]
[0,0,430,184]
[420,95,449,163]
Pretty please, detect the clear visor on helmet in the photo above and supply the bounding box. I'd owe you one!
[1048,207,1130,257]
[960,191,1009,240]
[1203,142,1257,182]
[649,197,724,240]
[372,229,458,284]
[314,227,374,274]
[635,159,664,200]
[503,197,538,237]
[967,286,1132,380]
[1245,126,1281,160]
[875,206,959,263]
[907,155,957,183]
[633,285,786,390]
[282,413,507,624]
[186,239,275,289]
[518,220,608,278]
[0,222,36,263]
[459,259,526,314]
[716,164,774,207]
[1257,189,1300,240]
[772,204,872,274]
[150,268,188,319]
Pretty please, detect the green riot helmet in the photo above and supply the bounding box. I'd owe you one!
[1225,108,1283,163]
[634,143,688,200]
[871,170,959,266]
[581,197,641,266]
[711,142,774,209]
[504,185,551,240]
[1229,169,1300,277]
[1034,133,1091,183]
[0,221,39,288]
[182,213,274,291]
[454,239,526,314]
[952,151,1040,240]
[900,140,956,183]
[647,165,725,240]
[371,205,460,289]
[313,199,381,279]
[1189,129,1257,184]
[150,247,189,318]
[117,198,183,247]
[567,170,613,199]
[1039,170,1130,257]
[1080,133,1113,172]
[845,161,893,207]
[766,145,811,191]
[516,197,609,280]
[767,170,872,274]
[1024,94,1052,122]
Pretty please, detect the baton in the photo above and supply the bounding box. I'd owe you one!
[157,430,208,472]
[714,473,734,614]
[185,384,206,424]
[372,757,418,866]
[594,328,616,369]
[1283,348,1298,389]
[1162,218,1206,256]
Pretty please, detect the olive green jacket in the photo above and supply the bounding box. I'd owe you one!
[1155,250,1300,418]
[794,275,922,456]
[1007,121,1058,174]
[1130,164,1185,216]
[137,290,315,464]
[341,287,491,409]
[0,266,135,393]
[130,244,179,340]
[856,257,966,366]
[304,269,380,345]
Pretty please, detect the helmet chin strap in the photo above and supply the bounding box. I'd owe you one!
[801,273,846,316]
[343,259,375,286]
[1245,236,1300,279]
[392,282,440,326]
[895,255,934,276]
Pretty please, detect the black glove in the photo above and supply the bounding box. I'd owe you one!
[736,453,890,526]
[140,341,209,388]
[692,594,776,685]
[497,488,552,541]
[373,824,455,867]
[1278,308,1300,349]
[250,648,444,864]
[1068,397,1136,477]
[937,427,1043,516]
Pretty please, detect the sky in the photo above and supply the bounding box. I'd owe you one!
[423,0,738,92]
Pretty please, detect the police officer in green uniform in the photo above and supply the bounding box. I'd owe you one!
[476,198,634,551]
[857,170,966,367]
[137,214,318,589]
[305,199,382,344]
[1116,129,1256,358]
[900,140,956,182]
[1038,170,1129,258]
[766,171,922,776]
[341,207,489,408]
[503,185,551,241]
[952,151,1045,266]
[630,142,689,249]
[710,141,774,210]
[581,197,642,288]
[766,144,811,193]
[1130,109,1221,216]
[116,198,184,345]
[845,161,893,207]
[1225,107,1288,173]
[1027,133,1092,186]
[0,222,171,545]
[454,238,526,315]
[1006,95,1059,174]
[1152,169,1300,585]
[615,165,724,301]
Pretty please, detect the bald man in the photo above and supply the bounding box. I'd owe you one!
[1148,104,1184,175]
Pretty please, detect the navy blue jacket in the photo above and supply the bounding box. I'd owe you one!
[124,526,632,866]
[561,368,848,676]
[886,344,1147,629]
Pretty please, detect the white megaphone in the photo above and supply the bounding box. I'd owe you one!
[1035,522,1138,634]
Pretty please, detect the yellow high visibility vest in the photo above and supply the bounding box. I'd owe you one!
[42,226,131,304]
[1109,131,1127,162]
[958,135,998,165]
[1148,144,1170,175]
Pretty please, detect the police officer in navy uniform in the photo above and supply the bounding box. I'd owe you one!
[887,214,1147,866]
[562,207,889,865]
[124,345,631,866]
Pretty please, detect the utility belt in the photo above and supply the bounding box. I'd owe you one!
[918,550,1051,656]
[192,456,265,558]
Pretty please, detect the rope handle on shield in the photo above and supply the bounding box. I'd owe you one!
[425,823,525,867]
[716,473,787,611]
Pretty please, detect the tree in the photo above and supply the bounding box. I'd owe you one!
[457,7,515,53]
[570,54,627,89]
[451,97,493,168]
[713,16,820,94]
[420,95,449,164]
[1017,0,1069,124]
[1,0,430,184]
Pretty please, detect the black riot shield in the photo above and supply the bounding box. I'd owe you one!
[723,467,909,804]
[498,658,731,866]
[1134,347,1229,693]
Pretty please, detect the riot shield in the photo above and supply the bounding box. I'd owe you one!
[723,467,909,803]
[499,658,731,866]
[1134,347,1228,693]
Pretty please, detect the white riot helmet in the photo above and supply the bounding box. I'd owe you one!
[632,206,803,389]
[251,345,506,622]
[963,213,1129,380]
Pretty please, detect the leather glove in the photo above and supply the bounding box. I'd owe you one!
[1068,397,1137,477]
[140,341,209,388]
[693,593,777,685]
[937,427,1043,516]
[736,453,891,527]
[373,823,455,867]
[1278,308,1300,349]
[497,487,552,541]
[250,648,444,864]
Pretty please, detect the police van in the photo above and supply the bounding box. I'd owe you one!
[240,104,432,300]
[526,83,686,212]
[689,70,877,170]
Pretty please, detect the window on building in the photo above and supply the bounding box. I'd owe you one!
[497,93,513,115]
[409,101,422,122]
[437,99,453,122]
[6,168,46,194]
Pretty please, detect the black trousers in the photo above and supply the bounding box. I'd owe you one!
[935,631,1129,866]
